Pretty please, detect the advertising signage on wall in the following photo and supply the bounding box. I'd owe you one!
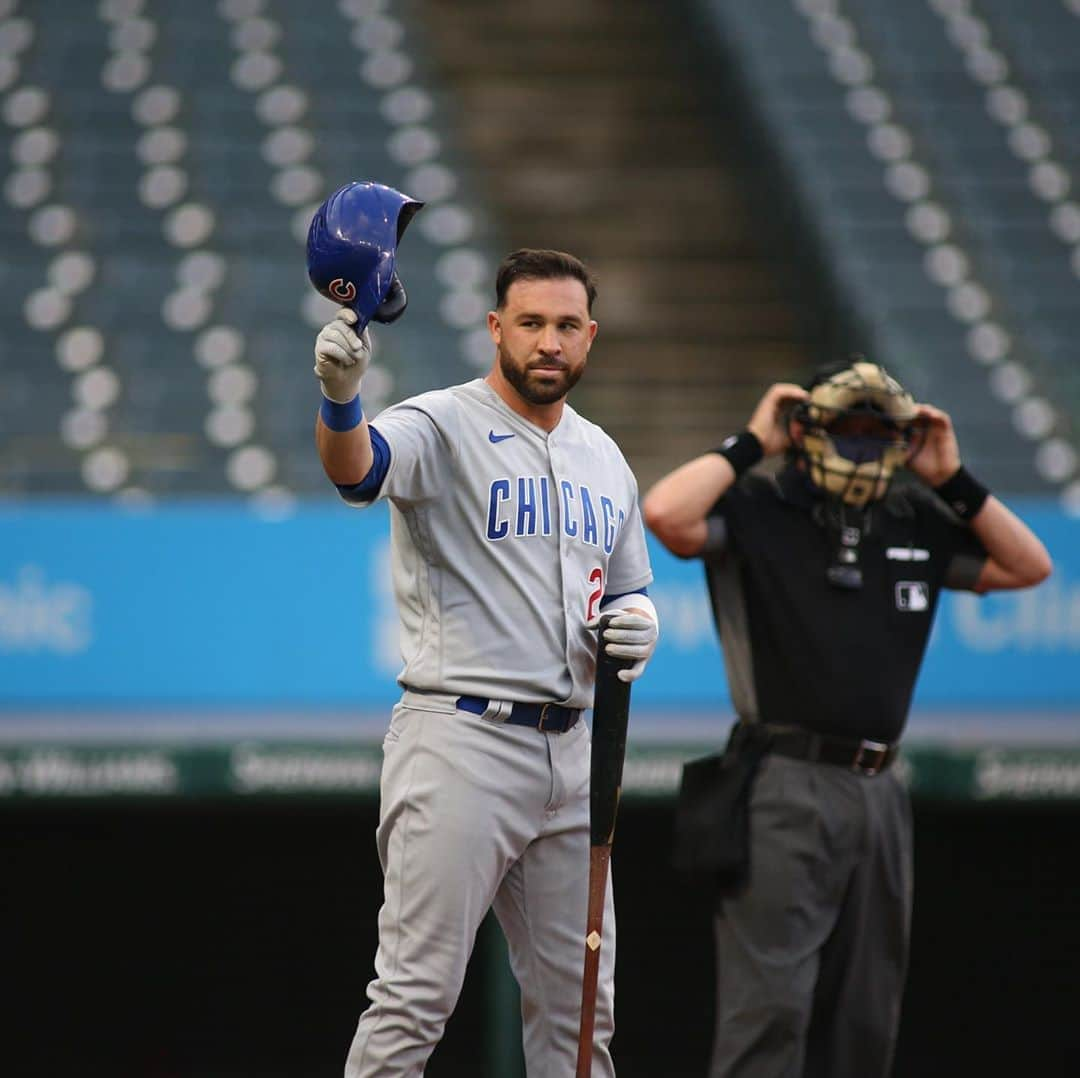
[0,501,1078,716]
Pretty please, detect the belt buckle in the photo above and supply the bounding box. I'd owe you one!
[537,703,554,732]
[853,739,889,775]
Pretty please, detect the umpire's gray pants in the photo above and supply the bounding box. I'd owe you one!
[710,753,913,1078]
[345,693,616,1078]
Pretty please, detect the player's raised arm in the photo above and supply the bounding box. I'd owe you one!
[305,180,425,491]
[313,308,375,485]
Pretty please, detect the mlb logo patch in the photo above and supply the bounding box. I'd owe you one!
[895,581,929,612]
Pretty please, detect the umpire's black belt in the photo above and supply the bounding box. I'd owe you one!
[456,695,581,733]
[760,723,898,776]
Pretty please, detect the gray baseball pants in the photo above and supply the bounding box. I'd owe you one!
[710,753,913,1078]
[344,691,616,1077]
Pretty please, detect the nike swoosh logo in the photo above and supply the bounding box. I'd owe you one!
[488,430,515,443]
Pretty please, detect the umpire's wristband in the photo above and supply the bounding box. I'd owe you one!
[934,466,990,522]
[319,394,363,433]
[712,430,764,477]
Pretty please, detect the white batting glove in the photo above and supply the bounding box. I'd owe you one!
[587,611,659,683]
[313,307,372,403]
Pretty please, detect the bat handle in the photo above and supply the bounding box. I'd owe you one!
[575,845,612,1078]
[595,611,636,677]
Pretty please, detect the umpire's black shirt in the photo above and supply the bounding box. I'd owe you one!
[704,464,987,743]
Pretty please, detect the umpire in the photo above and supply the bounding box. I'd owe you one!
[643,360,1051,1078]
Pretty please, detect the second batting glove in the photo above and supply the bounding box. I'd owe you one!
[314,307,372,403]
[587,610,659,683]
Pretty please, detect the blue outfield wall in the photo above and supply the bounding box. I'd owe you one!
[0,500,1078,722]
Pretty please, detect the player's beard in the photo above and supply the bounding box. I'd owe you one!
[498,343,585,405]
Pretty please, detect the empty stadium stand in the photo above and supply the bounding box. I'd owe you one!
[3,0,1077,502]
[690,0,1080,500]
[417,0,825,491]
[1,0,495,499]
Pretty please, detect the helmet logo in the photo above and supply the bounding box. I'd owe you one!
[329,278,357,303]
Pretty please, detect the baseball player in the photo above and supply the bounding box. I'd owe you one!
[643,361,1051,1078]
[312,235,658,1076]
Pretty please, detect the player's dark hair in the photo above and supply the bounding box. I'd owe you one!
[495,249,598,312]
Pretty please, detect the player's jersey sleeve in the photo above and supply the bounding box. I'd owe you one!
[606,484,654,594]
[362,391,461,507]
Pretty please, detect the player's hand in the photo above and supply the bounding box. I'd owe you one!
[314,307,372,403]
[587,611,659,683]
[906,403,962,487]
[747,383,810,457]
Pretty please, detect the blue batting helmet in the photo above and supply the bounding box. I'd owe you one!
[306,181,424,331]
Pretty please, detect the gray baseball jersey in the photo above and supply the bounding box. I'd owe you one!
[341,375,649,1076]
[354,376,653,708]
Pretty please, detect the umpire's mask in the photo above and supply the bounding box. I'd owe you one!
[791,360,920,509]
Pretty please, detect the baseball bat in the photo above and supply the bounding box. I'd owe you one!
[576,616,634,1078]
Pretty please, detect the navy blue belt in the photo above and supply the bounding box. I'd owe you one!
[456,695,581,733]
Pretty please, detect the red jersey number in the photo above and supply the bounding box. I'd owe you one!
[586,567,604,622]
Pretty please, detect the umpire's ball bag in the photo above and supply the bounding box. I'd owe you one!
[671,721,772,897]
